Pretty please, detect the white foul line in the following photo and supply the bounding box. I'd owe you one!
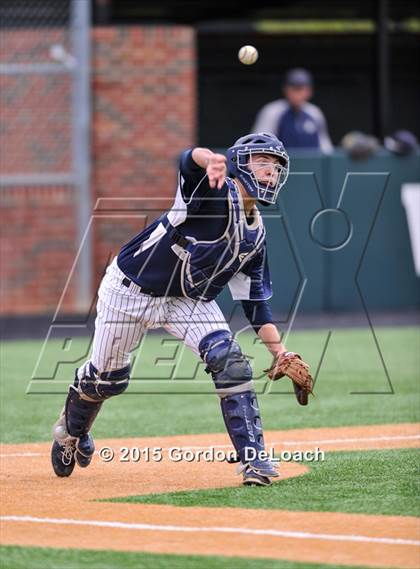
[0,452,43,457]
[160,434,420,451]
[277,434,420,446]
[1,516,419,547]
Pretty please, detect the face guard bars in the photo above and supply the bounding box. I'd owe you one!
[235,147,289,205]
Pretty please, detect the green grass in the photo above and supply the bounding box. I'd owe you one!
[0,327,418,444]
[109,448,420,517]
[0,546,391,569]
[1,328,418,569]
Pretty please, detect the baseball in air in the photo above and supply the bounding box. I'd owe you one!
[238,45,258,65]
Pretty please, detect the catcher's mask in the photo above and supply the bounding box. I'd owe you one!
[227,132,289,205]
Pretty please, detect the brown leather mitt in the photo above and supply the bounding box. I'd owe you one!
[265,351,314,406]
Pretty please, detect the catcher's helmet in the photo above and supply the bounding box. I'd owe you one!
[227,132,289,205]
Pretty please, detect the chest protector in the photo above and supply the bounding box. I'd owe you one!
[165,179,266,301]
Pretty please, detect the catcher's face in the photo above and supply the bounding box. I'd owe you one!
[247,153,281,188]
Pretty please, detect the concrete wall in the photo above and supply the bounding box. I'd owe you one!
[217,149,420,318]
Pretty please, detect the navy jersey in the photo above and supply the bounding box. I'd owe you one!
[253,100,333,153]
[277,106,320,149]
[117,150,274,329]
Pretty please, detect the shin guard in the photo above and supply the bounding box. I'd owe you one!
[220,390,265,464]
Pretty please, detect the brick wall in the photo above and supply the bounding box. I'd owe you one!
[0,186,77,314]
[0,26,196,315]
[91,26,196,287]
[0,29,72,174]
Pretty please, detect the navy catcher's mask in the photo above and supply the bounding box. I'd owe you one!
[227,132,289,205]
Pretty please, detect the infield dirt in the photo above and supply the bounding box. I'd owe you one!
[1,423,419,569]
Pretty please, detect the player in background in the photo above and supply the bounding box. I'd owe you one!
[253,68,333,154]
[51,132,313,486]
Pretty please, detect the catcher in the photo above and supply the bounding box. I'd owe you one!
[51,132,313,487]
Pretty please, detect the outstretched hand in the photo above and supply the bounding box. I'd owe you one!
[207,153,227,190]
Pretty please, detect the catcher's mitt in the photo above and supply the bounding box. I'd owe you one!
[264,351,314,406]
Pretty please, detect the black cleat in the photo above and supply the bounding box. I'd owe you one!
[241,459,280,487]
[242,468,272,486]
[51,411,95,473]
[51,438,76,477]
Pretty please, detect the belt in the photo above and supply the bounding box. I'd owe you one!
[122,276,211,302]
[121,276,160,297]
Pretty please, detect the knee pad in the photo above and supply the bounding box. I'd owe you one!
[199,330,253,396]
[65,363,130,438]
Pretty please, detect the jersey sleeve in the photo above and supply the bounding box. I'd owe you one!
[178,149,213,212]
[231,244,274,333]
[228,242,273,301]
[241,299,273,333]
[317,109,334,154]
[305,104,334,154]
[252,100,288,135]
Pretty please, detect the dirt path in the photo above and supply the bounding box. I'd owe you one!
[1,423,419,568]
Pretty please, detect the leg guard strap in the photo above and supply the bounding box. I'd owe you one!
[199,330,253,394]
[77,362,130,402]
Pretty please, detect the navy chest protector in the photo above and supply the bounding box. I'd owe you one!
[165,179,266,301]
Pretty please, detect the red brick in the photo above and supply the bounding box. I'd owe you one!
[1,25,196,315]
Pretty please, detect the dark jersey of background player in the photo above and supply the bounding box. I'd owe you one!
[252,68,333,153]
[117,150,274,331]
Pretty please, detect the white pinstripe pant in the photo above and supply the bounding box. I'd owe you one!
[88,257,231,373]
